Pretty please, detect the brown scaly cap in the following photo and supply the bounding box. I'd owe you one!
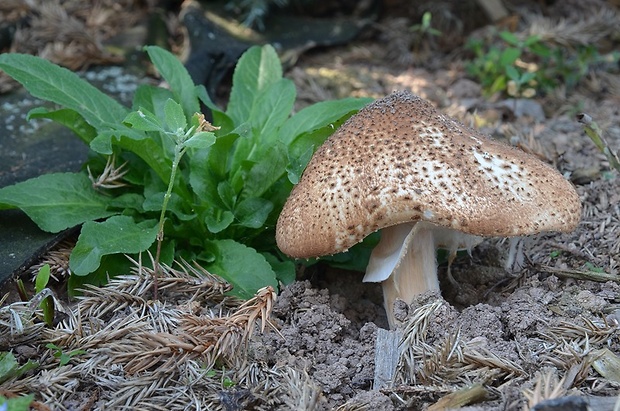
[276,91,582,259]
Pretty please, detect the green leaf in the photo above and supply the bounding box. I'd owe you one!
[144,46,199,119]
[286,144,314,184]
[0,393,34,411]
[243,144,288,199]
[143,192,195,221]
[124,108,165,132]
[499,31,519,46]
[262,253,296,285]
[528,42,551,57]
[191,132,239,191]
[132,84,175,114]
[227,45,282,125]
[0,53,128,129]
[217,181,237,210]
[35,264,51,293]
[249,78,296,145]
[499,48,521,66]
[195,84,234,133]
[206,239,278,299]
[234,197,273,229]
[0,352,38,385]
[523,35,541,47]
[89,120,164,159]
[278,97,373,146]
[107,193,145,211]
[67,253,135,296]
[505,65,520,82]
[28,107,97,145]
[521,72,536,83]
[164,98,187,132]
[70,216,158,275]
[205,209,234,233]
[0,173,117,233]
[183,131,216,149]
[489,75,507,94]
[90,133,172,184]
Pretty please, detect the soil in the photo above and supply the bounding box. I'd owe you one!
[2,1,620,410]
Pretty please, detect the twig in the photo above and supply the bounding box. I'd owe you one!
[536,264,619,283]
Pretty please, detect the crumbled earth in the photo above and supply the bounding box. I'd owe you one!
[2,1,620,410]
[244,4,620,407]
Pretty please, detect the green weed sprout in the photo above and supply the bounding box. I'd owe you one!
[15,264,55,327]
[34,264,54,327]
[577,113,620,173]
[0,45,372,298]
[466,30,619,98]
[410,11,442,38]
[409,11,442,55]
[45,343,86,366]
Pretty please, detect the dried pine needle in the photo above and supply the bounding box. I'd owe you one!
[427,383,487,411]
[522,370,567,410]
[1,256,281,409]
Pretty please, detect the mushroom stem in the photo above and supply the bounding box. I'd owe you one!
[364,222,483,329]
[364,223,439,329]
[505,236,526,272]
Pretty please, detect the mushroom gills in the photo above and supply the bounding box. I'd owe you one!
[363,222,482,327]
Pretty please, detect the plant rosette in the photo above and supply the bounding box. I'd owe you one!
[0,45,372,298]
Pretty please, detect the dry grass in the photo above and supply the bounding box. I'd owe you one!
[522,370,567,410]
[0,0,149,94]
[395,300,523,389]
[0,257,321,410]
[389,295,620,408]
[526,7,620,48]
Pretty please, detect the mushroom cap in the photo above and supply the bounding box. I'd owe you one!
[276,91,582,259]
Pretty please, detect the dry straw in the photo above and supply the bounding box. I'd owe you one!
[1,257,320,410]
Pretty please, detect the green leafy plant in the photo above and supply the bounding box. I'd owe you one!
[466,31,547,97]
[0,45,372,298]
[465,30,619,98]
[45,343,86,366]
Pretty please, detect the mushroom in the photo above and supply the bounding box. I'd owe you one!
[276,91,581,328]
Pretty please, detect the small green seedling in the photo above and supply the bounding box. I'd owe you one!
[45,343,86,366]
[577,113,620,173]
[549,250,562,259]
[410,11,442,38]
[206,369,236,388]
[583,262,606,274]
[409,11,442,56]
[34,264,55,327]
[466,30,619,97]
